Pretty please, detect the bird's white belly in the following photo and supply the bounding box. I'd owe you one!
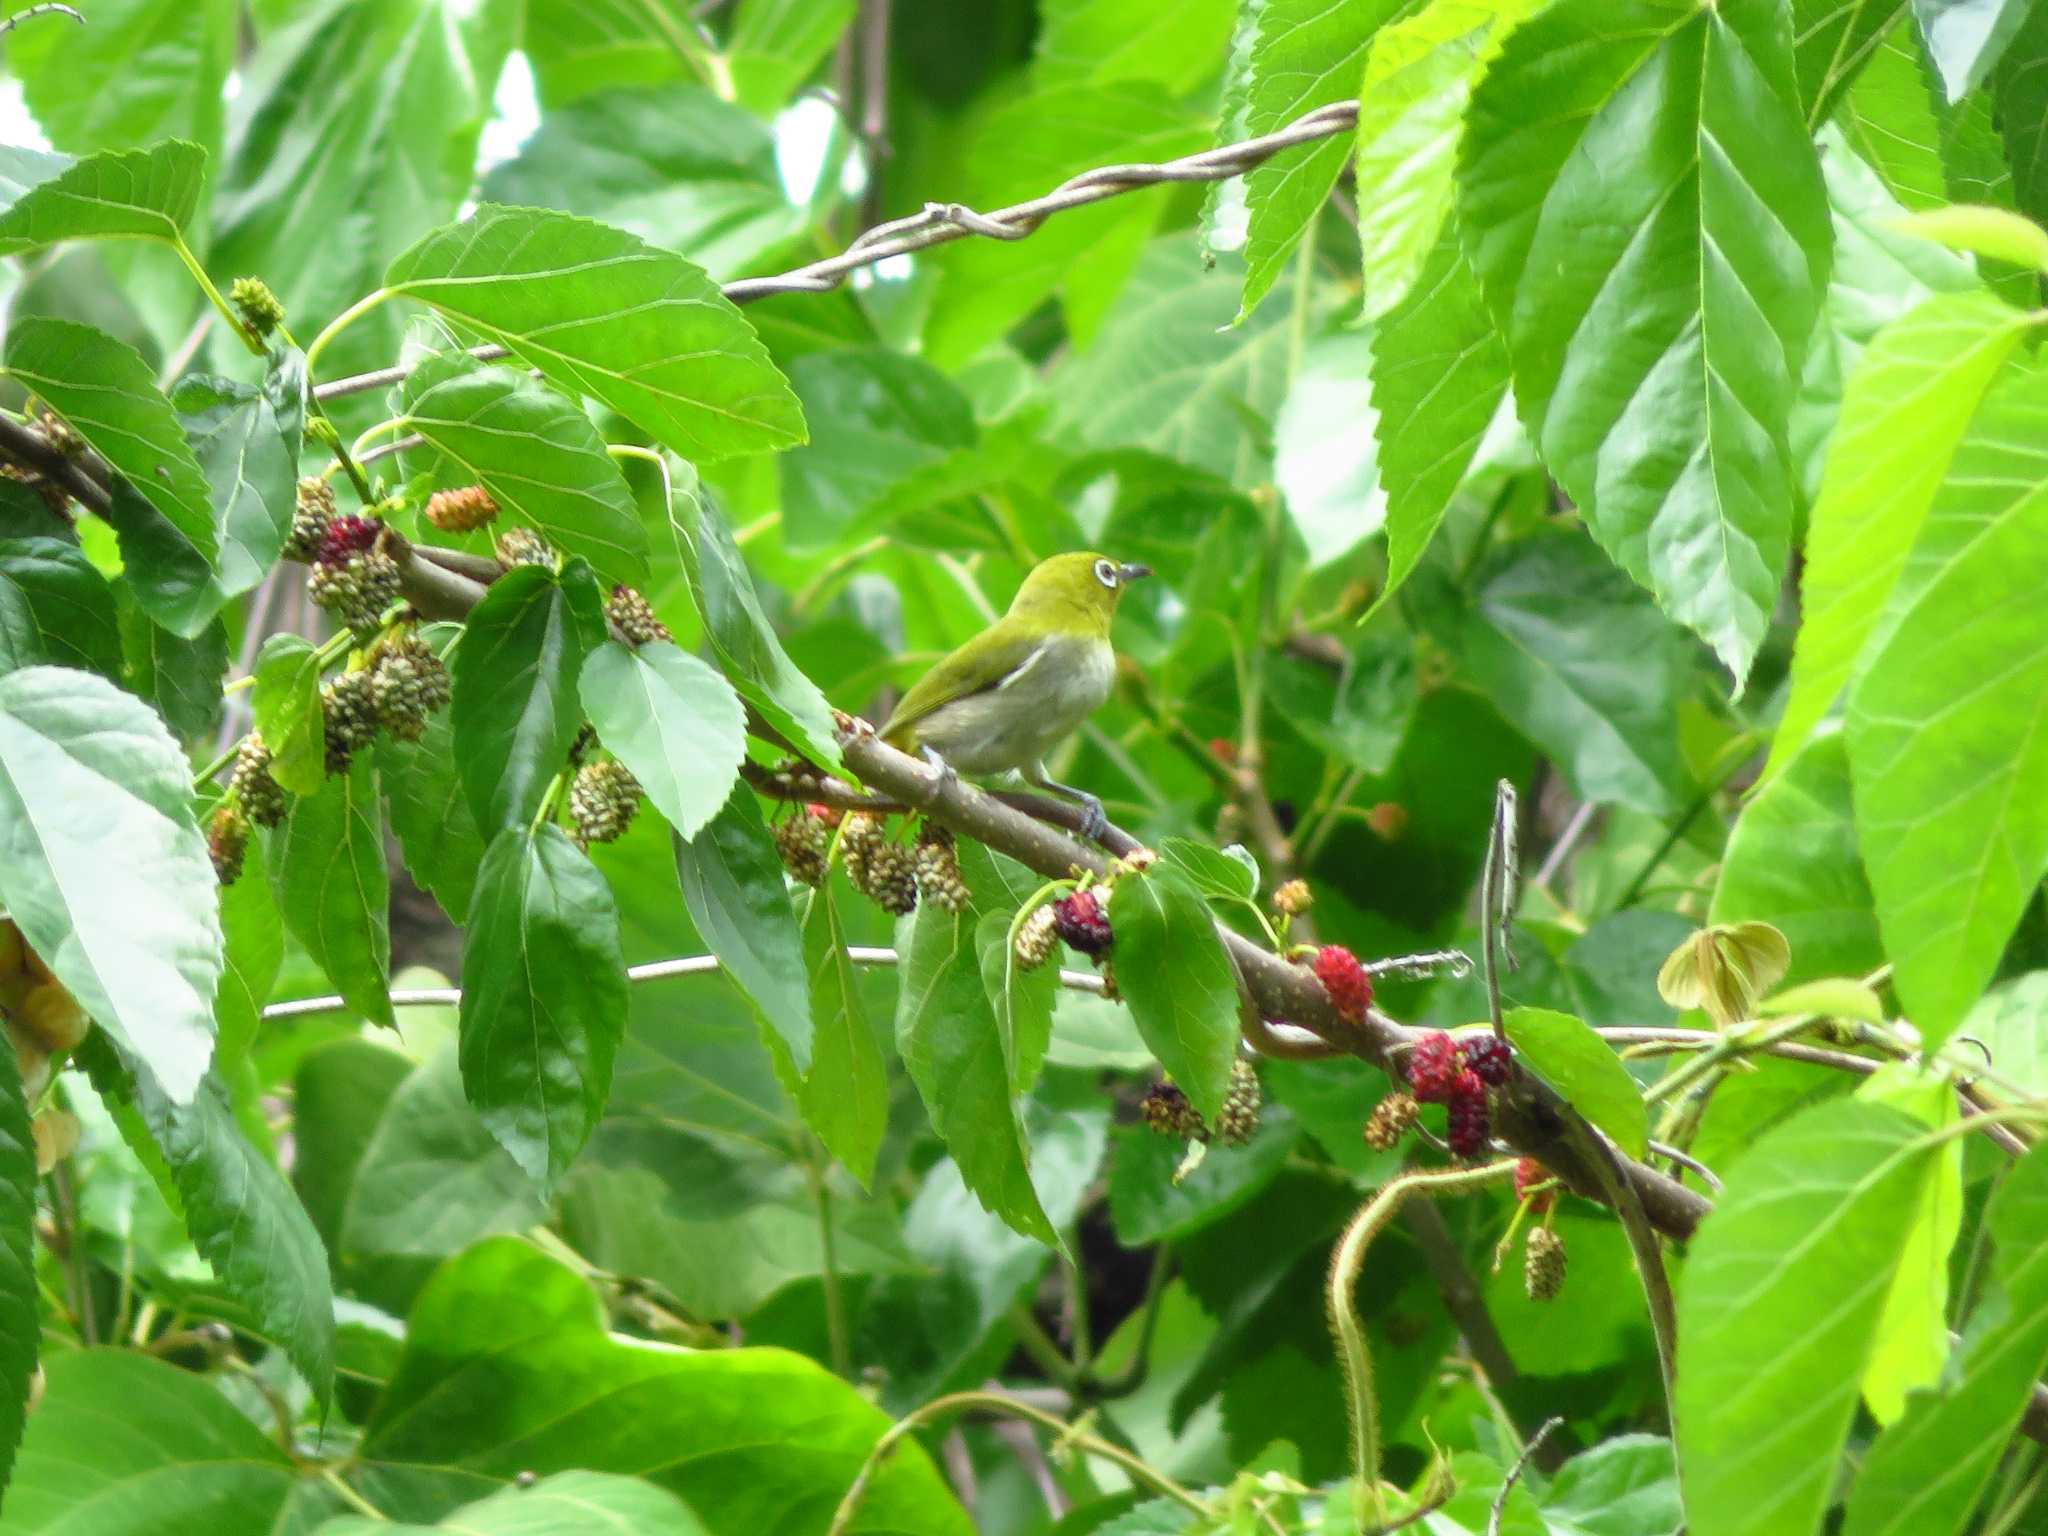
[917,637,1114,775]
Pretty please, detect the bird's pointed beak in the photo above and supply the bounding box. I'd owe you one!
[1118,562,1153,584]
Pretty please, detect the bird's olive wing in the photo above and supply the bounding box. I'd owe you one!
[881,627,1047,743]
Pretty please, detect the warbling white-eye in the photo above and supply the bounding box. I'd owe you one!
[883,552,1151,837]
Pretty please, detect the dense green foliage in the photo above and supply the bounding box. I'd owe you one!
[1,0,2048,1532]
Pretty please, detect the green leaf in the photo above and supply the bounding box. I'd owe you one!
[385,204,805,462]
[1913,0,2033,99]
[4,318,219,636]
[673,787,812,1072]
[976,908,1058,1099]
[1841,1140,2048,1536]
[214,833,281,1065]
[1539,1435,1683,1536]
[666,468,842,769]
[250,634,326,797]
[3,1352,295,1533]
[317,1471,712,1536]
[1033,0,1237,92]
[1890,201,2048,270]
[460,824,628,1188]
[379,624,485,924]
[1713,730,1884,987]
[173,372,300,602]
[1456,531,1685,814]
[580,640,747,843]
[1839,22,1949,212]
[728,0,858,112]
[0,536,119,680]
[1106,870,1240,1122]
[0,139,206,255]
[121,1059,336,1401]
[1768,289,2032,778]
[1459,0,1832,682]
[401,352,649,586]
[1354,0,1541,320]
[273,757,393,1031]
[782,888,886,1185]
[1503,1007,1650,1159]
[1845,360,2048,1050]
[1795,0,1908,124]
[1367,220,1512,615]
[0,665,218,1101]
[8,0,232,161]
[1220,0,1409,321]
[897,903,1057,1247]
[1158,837,1259,904]
[0,1038,36,1497]
[1274,331,1391,570]
[450,561,608,835]
[121,610,227,743]
[1994,4,2048,223]
[360,1238,971,1536]
[1675,1098,1941,1536]
[780,349,978,549]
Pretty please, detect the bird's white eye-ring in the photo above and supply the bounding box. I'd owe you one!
[1094,558,1119,589]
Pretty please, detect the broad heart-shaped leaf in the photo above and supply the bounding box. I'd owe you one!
[1367,219,1512,616]
[1996,5,2048,224]
[976,908,1058,1099]
[1538,1435,1683,1536]
[1354,0,1541,321]
[580,640,747,843]
[897,903,1058,1247]
[460,824,628,1188]
[0,1038,37,1497]
[1913,0,2033,99]
[1459,0,1831,683]
[121,607,228,744]
[0,666,218,1101]
[214,832,281,1065]
[316,1470,711,1536]
[1767,289,2032,779]
[250,634,325,796]
[3,1351,297,1533]
[769,889,885,1185]
[1503,1007,1650,1159]
[1712,729,1883,987]
[4,318,220,636]
[1457,531,1686,814]
[0,536,119,680]
[7,0,232,162]
[666,467,841,770]
[401,352,649,586]
[451,561,608,834]
[1675,1098,1940,1536]
[0,139,206,255]
[384,204,804,462]
[1158,837,1259,904]
[729,0,860,110]
[173,372,300,602]
[380,691,488,925]
[1794,0,1909,125]
[360,1238,971,1536]
[1219,0,1411,322]
[1842,1140,2048,1536]
[273,757,393,1031]
[1106,869,1239,1123]
[672,787,812,1072]
[1846,360,2048,1052]
[94,1044,335,1402]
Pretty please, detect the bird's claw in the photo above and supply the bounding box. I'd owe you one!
[919,745,958,795]
[1077,795,1107,842]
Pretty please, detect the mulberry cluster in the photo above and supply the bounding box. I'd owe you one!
[1216,1058,1262,1146]
[1313,945,1373,1023]
[322,669,379,775]
[229,276,285,338]
[1013,904,1059,971]
[1446,1084,1492,1157]
[1139,1081,1205,1141]
[1404,1030,1511,1161]
[913,824,969,914]
[208,805,251,886]
[773,808,832,888]
[308,515,401,636]
[497,526,554,568]
[841,814,917,916]
[1364,1091,1419,1151]
[284,477,336,561]
[1525,1225,1567,1302]
[424,484,500,533]
[1466,1034,1516,1086]
[370,631,452,741]
[607,585,673,647]
[229,734,291,828]
[571,759,643,848]
[1052,889,1113,956]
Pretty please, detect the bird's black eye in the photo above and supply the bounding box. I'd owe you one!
[1094,558,1119,589]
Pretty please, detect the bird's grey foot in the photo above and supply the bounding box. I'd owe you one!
[919,744,959,795]
[1036,775,1107,840]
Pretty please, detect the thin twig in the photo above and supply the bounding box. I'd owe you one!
[1481,780,1517,1039]
[1487,1417,1563,1536]
[0,2,83,35]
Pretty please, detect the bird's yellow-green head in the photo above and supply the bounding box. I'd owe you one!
[1004,551,1152,639]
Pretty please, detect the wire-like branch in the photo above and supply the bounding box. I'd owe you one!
[0,3,84,37]
[307,98,1363,404]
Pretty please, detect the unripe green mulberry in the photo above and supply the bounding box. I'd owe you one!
[1363,1091,1418,1151]
[34,408,82,459]
[773,811,831,888]
[913,824,969,913]
[496,526,554,569]
[322,669,380,775]
[308,516,401,637]
[1215,1058,1261,1146]
[371,632,452,741]
[838,812,883,895]
[229,734,292,828]
[571,758,642,847]
[229,277,285,338]
[1014,904,1058,971]
[284,477,336,561]
[607,585,673,647]
[424,484,499,533]
[864,839,919,916]
[208,804,250,886]
[1525,1225,1567,1302]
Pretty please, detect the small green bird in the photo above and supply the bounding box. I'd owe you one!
[883,552,1151,837]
